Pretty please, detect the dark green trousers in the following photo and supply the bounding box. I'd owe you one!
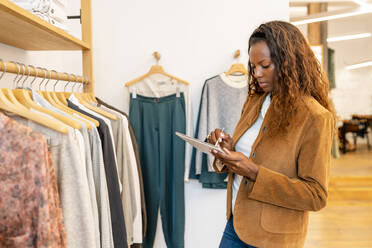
[129,93,186,248]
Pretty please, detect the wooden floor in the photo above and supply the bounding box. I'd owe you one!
[305,145,372,248]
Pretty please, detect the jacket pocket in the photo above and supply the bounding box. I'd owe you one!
[260,203,305,234]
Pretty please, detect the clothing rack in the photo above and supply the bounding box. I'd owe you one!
[0,60,87,84]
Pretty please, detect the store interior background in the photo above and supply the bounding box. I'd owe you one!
[0,0,371,247]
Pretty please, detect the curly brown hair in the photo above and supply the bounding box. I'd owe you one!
[248,20,335,135]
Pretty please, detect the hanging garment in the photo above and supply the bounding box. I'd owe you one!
[129,93,186,248]
[10,113,96,248]
[125,73,193,181]
[32,91,101,247]
[67,100,128,248]
[96,97,147,240]
[190,73,248,188]
[86,120,115,248]
[68,95,120,188]
[0,113,66,248]
[95,103,143,246]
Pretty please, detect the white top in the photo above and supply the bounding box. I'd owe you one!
[121,114,143,244]
[219,73,248,89]
[232,94,271,212]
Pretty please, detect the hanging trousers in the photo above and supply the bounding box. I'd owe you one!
[129,93,186,248]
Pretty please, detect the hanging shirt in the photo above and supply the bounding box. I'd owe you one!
[87,122,115,248]
[93,102,136,245]
[193,73,248,175]
[68,94,122,192]
[96,97,147,239]
[0,112,66,248]
[232,94,271,212]
[67,100,128,248]
[125,73,193,181]
[32,92,101,244]
[98,104,143,245]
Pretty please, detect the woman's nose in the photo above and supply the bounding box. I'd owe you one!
[255,67,263,78]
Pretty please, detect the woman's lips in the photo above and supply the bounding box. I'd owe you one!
[259,82,268,88]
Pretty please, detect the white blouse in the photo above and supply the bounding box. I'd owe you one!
[232,94,271,212]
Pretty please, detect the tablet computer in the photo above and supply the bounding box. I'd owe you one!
[175,132,226,155]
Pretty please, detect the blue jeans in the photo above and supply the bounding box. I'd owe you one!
[219,217,257,248]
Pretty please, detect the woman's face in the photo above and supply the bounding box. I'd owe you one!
[249,41,276,93]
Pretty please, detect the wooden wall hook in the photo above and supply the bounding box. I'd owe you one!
[153,51,161,62]
[234,50,241,59]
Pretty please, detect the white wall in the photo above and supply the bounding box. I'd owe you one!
[0,0,289,247]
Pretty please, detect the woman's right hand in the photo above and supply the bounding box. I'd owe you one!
[207,129,234,151]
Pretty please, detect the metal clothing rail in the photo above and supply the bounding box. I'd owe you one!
[0,60,88,84]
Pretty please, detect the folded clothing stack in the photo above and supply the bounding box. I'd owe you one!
[11,0,69,32]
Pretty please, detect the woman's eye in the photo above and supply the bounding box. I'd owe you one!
[262,64,270,69]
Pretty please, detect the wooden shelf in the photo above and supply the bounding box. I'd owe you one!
[0,0,90,51]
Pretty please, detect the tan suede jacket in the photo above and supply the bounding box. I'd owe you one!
[214,92,334,248]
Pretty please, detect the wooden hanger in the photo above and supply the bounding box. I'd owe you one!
[0,90,69,133]
[47,72,99,127]
[0,60,28,110]
[225,50,248,76]
[64,74,117,120]
[1,62,27,110]
[40,69,63,107]
[40,70,94,129]
[125,51,190,87]
[87,93,98,103]
[50,90,100,127]
[0,60,68,134]
[73,92,118,120]
[13,89,83,129]
[11,66,82,130]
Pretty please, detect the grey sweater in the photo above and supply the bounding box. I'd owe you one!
[195,74,248,174]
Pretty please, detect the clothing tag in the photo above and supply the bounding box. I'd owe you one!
[176,86,180,97]
[132,88,137,99]
[157,81,168,86]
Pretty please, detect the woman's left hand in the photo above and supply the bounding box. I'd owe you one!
[211,148,259,181]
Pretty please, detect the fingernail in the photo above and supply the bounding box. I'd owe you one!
[221,133,224,137]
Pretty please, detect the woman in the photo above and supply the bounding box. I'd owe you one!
[208,21,335,248]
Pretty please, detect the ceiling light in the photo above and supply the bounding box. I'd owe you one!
[346,61,372,70]
[327,33,371,42]
[291,6,372,25]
